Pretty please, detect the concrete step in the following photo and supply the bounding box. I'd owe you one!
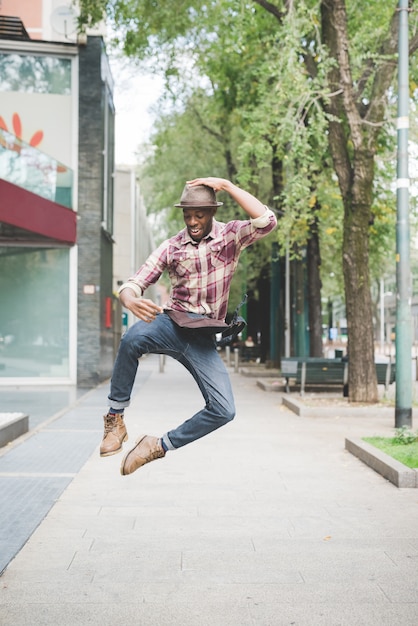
[0,412,29,447]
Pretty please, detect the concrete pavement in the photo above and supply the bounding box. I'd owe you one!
[0,354,418,625]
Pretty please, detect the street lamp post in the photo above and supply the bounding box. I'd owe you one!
[395,0,412,428]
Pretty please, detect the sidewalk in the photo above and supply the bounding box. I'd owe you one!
[1,355,418,625]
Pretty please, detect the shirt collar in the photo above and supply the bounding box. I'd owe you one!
[181,219,220,245]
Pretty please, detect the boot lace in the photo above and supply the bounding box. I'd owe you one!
[104,414,117,435]
[148,441,165,460]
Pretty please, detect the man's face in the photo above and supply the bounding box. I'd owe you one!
[183,207,217,242]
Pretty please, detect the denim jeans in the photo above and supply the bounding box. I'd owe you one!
[108,312,235,450]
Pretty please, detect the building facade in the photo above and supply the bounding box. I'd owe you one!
[0,2,116,385]
[113,166,159,333]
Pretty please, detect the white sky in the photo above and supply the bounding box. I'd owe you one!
[110,60,164,165]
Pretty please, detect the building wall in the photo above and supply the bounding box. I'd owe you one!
[0,0,43,39]
[113,166,159,330]
[0,0,104,43]
[77,36,115,385]
[0,15,116,385]
[0,38,79,383]
[113,167,135,288]
[0,0,136,386]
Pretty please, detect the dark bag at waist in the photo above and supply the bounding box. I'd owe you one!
[165,309,229,332]
[165,308,246,347]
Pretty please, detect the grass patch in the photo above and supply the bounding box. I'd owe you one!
[363,436,418,469]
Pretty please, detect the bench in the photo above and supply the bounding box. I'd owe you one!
[300,360,347,396]
[239,345,262,362]
[375,362,396,388]
[281,358,347,396]
[281,357,395,396]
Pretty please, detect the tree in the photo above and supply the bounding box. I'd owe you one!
[322,1,417,400]
[249,0,418,400]
[78,0,418,400]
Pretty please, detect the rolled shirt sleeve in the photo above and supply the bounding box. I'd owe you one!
[117,241,169,299]
[118,282,143,298]
[250,207,276,229]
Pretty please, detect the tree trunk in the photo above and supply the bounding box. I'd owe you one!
[342,160,378,401]
[306,213,323,357]
[321,0,378,402]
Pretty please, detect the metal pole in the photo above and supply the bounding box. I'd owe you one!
[270,242,280,365]
[395,0,412,428]
[285,244,290,357]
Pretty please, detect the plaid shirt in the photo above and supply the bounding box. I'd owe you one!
[122,208,277,321]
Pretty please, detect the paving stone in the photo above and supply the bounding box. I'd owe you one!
[1,356,418,626]
[0,476,72,574]
[0,430,99,474]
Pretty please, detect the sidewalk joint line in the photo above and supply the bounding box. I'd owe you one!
[0,472,77,478]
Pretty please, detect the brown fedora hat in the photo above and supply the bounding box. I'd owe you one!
[175,184,223,208]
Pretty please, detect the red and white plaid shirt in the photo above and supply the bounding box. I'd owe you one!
[122,209,277,321]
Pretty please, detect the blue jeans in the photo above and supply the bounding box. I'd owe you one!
[108,312,235,450]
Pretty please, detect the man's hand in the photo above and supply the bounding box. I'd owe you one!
[187,177,228,193]
[120,289,163,323]
[186,177,267,219]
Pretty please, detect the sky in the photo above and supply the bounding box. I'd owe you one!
[110,60,164,165]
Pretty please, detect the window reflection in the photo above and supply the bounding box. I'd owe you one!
[0,129,73,208]
[0,53,71,94]
[0,248,70,378]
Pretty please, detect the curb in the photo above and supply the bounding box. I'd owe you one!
[345,437,418,488]
[0,412,29,447]
[256,379,354,396]
[281,395,397,418]
[241,367,281,378]
[256,378,286,392]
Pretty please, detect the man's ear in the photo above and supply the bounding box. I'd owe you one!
[212,207,218,217]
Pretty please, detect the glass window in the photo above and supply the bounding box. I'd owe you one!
[0,128,73,209]
[0,53,71,94]
[0,247,70,378]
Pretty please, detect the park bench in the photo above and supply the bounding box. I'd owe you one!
[239,345,262,362]
[281,357,346,395]
[375,361,396,389]
[281,357,395,396]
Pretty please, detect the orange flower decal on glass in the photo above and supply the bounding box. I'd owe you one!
[30,130,44,147]
[0,112,66,172]
[0,112,44,152]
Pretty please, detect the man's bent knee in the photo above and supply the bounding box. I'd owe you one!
[119,323,148,356]
[225,404,235,422]
[214,401,235,425]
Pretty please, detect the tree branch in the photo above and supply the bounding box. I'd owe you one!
[252,0,285,22]
[355,59,378,102]
[357,2,418,113]
[319,1,354,200]
[321,0,362,151]
[364,7,398,128]
[189,104,237,180]
[409,31,418,56]
[190,105,224,144]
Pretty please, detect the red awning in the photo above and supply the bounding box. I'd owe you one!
[0,179,76,244]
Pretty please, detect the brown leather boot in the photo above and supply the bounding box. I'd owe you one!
[100,412,128,457]
[120,435,165,475]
